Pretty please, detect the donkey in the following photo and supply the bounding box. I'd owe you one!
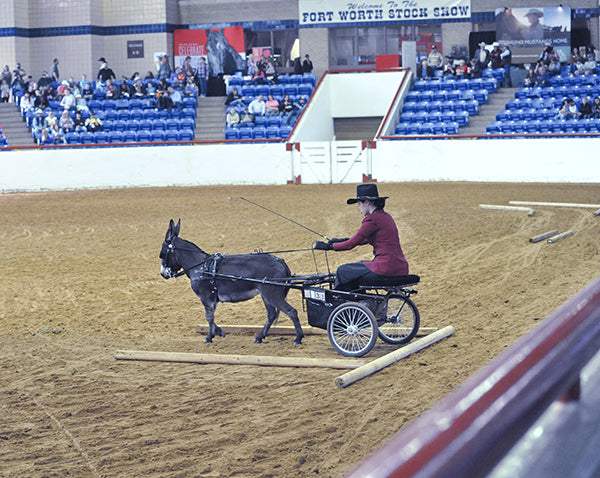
[159,219,303,345]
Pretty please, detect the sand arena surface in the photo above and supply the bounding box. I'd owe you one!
[1,182,599,477]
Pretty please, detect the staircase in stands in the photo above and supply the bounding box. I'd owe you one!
[195,96,226,141]
[0,102,36,146]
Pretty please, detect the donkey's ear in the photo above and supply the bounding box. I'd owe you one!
[174,219,181,236]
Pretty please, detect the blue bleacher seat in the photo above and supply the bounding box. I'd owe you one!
[302,73,316,86]
[155,109,169,120]
[255,84,270,97]
[270,84,284,97]
[115,99,129,110]
[441,110,456,123]
[88,99,102,112]
[126,120,139,131]
[266,116,281,128]
[241,85,256,97]
[141,98,156,109]
[65,132,81,144]
[455,111,469,126]
[402,101,417,113]
[138,119,152,131]
[94,131,109,143]
[104,110,117,121]
[109,131,123,143]
[283,85,298,96]
[432,122,445,135]
[406,123,420,135]
[289,74,303,84]
[122,131,137,142]
[418,122,434,135]
[136,130,151,142]
[179,130,194,141]
[238,128,253,139]
[150,119,164,131]
[297,84,313,97]
[130,109,143,121]
[182,97,197,109]
[142,109,157,121]
[486,121,501,134]
[277,74,290,84]
[164,129,179,141]
[103,101,116,111]
[225,128,240,140]
[395,123,408,135]
[265,126,280,139]
[129,98,143,110]
[151,130,165,142]
[550,120,565,133]
[525,120,541,134]
[117,110,130,121]
[112,120,127,132]
[500,121,515,134]
[252,126,267,139]
[179,117,195,131]
[279,125,292,138]
[254,116,267,127]
[165,118,179,130]
[181,107,195,120]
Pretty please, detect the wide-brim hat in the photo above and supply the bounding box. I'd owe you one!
[525,9,543,17]
[347,183,388,204]
[98,57,106,62]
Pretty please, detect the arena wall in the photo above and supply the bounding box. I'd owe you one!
[1,138,599,193]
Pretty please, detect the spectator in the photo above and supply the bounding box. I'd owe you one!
[81,82,94,101]
[538,44,559,67]
[118,80,132,99]
[132,78,147,98]
[183,77,197,97]
[55,80,69,98]
[555,98,579,120]
[246,54,256,77]
[579,96,592,118]
[284,96,306,125]
[144,70,155,80]
[158,55,172,80]
[51,123,66,144]
[104,78,119,100]
[75,94,89,113]
[441,59,456,78]
[78,73,90,90]
[534,65,550,86]
[302,54,313,74]
[146,81,156,97]
[427,45,443,70]
[19,91,35,114]
[59,110,74,131]
[85,111,102,132]
[1,65,11,84]
[169,66,184,84]
[182,56,194,78]
[34,91,50,110]
[197,57,208,97]
[73,110,86,132]
[248,94,266,117]
[500,44,512,86]
[489,43,502,69]
[38,128,53,145]
[226,107,240,126]
[97,57,116,83]
[279,93,294,118]
[11,71,26,98]
[31,109,46,135]
[0,79,9,103]
[584,54,597,72]
[158,90,174,110]
[416,59,434,80]
[14,62,25,77]
[239,107,254,123]
[225,87,244,107]
[474,42,490,74]
[454,59,469,78]
[60,88,76,109]
[50,58,60,82]
[548,57,561,76]
[265,94,279,116]
[591,97,600,118]
[523,67,536,87]
[168,86,182,109]
[570,47,583,67]
[44,110,57,129]
[293,57,303,75]
[38,71,52,89]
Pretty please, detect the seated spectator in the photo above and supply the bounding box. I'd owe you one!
[104,78,119,100]
[158,90,174,110]
[548,58,561,76]
[37,71,52,89]
[571,47,583,67]
[416,59,434,80]
[427,45,443,71]
[56,80,69,98]
[132,78,147,98]
[59,110,74,131]
[279,93,294,117]
[454,59,469,78]
[34,90,50,110]
[584,54,597,72]
[170,66,184,84]
[284,96,306,125]
[183,77,197,97]
[146,81,156,97]
[591,97,600,118]
[31,109,46,135]
[226,108,240,126]
[225,87,244,107]
[555,98,580,120]
[82,82,94,101]
[119,80,132,99]
[538,44,560,67]
[75,94,89,113]
[239,107,254,123]
[73,110,87,132]
[79,74,91,90]
[265,94,279,116]
[579,96,592,118]
[51,123,66,144]
[534,65,550,86]
[85,111,103,132]
[38,128,53,145]
[248,94,266,117]
[60,88,76,109]
[44,110,57,129]
[144,70,155,80]
[441,59,455,78]
[168,86,183,110]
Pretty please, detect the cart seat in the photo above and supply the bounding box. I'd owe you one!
[358,274,420,288]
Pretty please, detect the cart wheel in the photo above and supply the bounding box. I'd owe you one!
[327,302,377,357]
[378,294,420,345]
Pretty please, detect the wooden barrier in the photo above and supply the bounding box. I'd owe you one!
[114,350,366,369]
[529,229,559,243]
[547,230,574,243]
[196,324,438,337]
[479,204,535,216]
[509,200,600,210]
[334,325,455,389]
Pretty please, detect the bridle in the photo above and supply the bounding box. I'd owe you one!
[160,239,208,279]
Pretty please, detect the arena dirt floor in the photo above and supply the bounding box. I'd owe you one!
[1,182,599,477]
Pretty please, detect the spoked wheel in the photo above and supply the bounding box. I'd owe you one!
[377,294,420,345]
[327,302,377,357]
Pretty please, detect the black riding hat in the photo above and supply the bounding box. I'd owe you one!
[346,183,388,204]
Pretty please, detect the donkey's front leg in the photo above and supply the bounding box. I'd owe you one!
[203,302,220,343]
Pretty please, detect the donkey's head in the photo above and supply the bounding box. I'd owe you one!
[160,218,181,279]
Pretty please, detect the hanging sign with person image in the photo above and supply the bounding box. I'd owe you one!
[495,6,571,48]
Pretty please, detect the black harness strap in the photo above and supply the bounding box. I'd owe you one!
[190,253,224,300]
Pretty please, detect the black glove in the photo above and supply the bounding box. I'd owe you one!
[329,237,349,244]
[314,241,332,250]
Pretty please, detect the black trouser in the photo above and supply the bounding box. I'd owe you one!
[335,262,384,291]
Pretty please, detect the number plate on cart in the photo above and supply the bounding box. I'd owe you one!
[304,289,326,302]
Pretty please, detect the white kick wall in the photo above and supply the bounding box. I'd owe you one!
[1,137,599,193]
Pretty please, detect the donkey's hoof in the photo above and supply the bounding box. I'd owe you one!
[254,337,263,344]
[294,339,303,346]
[205,336,213,343]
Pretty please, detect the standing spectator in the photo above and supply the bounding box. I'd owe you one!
[427,46,443,71]
[50,58,60,82]
[500,44,512,87]
[182,56,194,78]
[1,65,11,84]
[302,54,313,74]
[158,55,172,80]
[197,57,208,97]
[14,62,25,77]
[293,57,303,75]
[248,94,266,117]
[246,53,256,77]
[489,43,502,69]
[97,57,116,83]
[0,79,9,103]
[473,42,489,75]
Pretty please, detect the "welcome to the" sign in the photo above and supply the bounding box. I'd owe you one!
[299,0,471,25]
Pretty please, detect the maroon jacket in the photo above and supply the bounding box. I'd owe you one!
[332,209,409,276]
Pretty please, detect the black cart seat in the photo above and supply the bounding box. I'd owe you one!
[358,274,420,288]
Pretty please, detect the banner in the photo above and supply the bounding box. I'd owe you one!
[495,7,571,48]
[174,27,246,75]
[299,0,471,26]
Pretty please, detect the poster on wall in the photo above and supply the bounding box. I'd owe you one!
[174,27,246,75]
[495,7,571,48]
[299,0,471,25]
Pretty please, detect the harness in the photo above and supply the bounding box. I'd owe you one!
[190,253,224,300]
